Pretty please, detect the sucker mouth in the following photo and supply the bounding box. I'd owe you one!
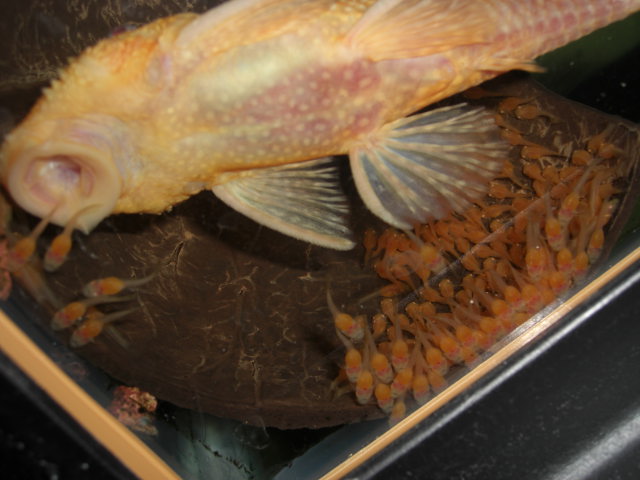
[6,141,122,233]
[25,155,95,205]
[1,113,127,233]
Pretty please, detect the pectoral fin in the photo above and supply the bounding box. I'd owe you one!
[349,104,508,229]
[212,157,355,250]
[176,0,283,46]
[175,0,327,58]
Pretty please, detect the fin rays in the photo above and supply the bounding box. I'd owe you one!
[350,104,507,229]
[347,0,491,61]
[212,157,354,249]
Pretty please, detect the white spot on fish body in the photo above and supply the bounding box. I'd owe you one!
[358,77,374,89]
[357,117,370,128]
[314,122,328,132]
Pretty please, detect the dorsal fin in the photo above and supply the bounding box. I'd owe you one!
[346,0,493,62]
[174,0,331,57]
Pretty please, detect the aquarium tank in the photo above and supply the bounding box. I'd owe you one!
[0,2,639,479]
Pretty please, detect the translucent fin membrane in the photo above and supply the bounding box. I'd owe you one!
[350,104,508,229]
[213,157,354,249]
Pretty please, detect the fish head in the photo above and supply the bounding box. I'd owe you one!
[0,15,192,232]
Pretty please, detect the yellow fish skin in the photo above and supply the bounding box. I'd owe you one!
[1,0,639,249]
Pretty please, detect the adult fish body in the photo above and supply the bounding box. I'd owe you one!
[1,0,639,249]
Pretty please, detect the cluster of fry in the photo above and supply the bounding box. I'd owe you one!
[333,93,626,423]
[3,199,154,347]
[50,274,151,347]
